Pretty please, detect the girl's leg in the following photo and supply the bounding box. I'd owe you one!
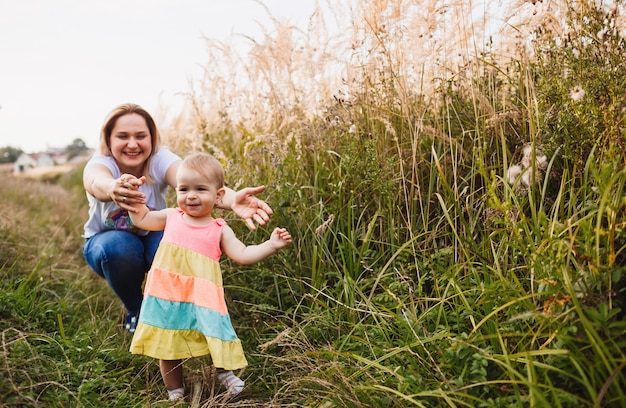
[160,359,184,400]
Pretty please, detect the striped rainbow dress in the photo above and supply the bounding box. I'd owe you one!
[129,208,247,370]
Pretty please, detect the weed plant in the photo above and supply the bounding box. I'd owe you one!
[3,0,626,407]
[176,0,626,406]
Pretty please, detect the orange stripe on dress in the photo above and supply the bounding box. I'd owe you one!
[143,267,228,314]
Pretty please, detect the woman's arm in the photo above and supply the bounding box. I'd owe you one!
[83,164,147,211]
[217,186,274,230]
[163,160,181,189]
[83,164,119,202]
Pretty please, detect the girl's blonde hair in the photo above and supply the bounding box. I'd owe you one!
[181,152,225,189]
[99,103,161,182]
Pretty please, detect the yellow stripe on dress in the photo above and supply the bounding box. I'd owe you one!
[129,324,248,370]
[151,241,223,285]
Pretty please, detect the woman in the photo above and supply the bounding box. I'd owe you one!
[82,103,272,333]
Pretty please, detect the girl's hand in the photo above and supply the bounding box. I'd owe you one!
[270,227,292,250]
[232,186,274,230]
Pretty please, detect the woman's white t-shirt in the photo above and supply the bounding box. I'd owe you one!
[83,148,181,238]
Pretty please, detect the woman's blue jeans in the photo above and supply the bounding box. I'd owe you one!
[82,230,163,315]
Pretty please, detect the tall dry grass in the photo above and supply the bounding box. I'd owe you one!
[164,0,590,146]
[3,0,626,406]
[159,0,626,406]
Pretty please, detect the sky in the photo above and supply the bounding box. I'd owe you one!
[0,0,316,153]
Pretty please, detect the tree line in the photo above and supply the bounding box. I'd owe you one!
[0,138,90,164]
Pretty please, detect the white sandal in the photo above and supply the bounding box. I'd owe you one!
[167,388,185,401]
[216,370,245,395]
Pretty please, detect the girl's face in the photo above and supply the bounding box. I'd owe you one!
[175,166,224,222]
[109,113,152,175]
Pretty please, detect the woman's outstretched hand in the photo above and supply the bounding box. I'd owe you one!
[109,174,146,211]
[232,185,274,230]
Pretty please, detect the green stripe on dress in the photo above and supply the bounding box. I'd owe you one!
[139,296,238,341]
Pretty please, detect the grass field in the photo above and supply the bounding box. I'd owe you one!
[3,0,626,407]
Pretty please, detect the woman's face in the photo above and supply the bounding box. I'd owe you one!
[109,113,152,174]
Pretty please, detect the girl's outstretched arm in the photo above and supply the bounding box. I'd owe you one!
[128,205,171,231]
[221,225,292,265]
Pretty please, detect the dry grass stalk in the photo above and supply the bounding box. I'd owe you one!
[169,0,615,144]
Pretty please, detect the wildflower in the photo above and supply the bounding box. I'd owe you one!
[315,214,335,235]
[521,170,532,186]
[508,144,548,187]
[507,165,523,185]
[521,145,548,170]
[570,85,585,101]
[536,153,548,171]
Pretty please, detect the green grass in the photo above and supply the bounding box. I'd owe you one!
[3,0,626,406]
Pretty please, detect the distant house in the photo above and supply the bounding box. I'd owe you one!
[13,152,55,174]
[36,152,55,167]
[11,149,93,177]
[13,153,37,174]
[46,147,69,165]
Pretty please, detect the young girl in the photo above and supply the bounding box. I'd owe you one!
[127,152,292,401]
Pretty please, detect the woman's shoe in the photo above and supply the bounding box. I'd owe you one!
[125,314,137,333]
